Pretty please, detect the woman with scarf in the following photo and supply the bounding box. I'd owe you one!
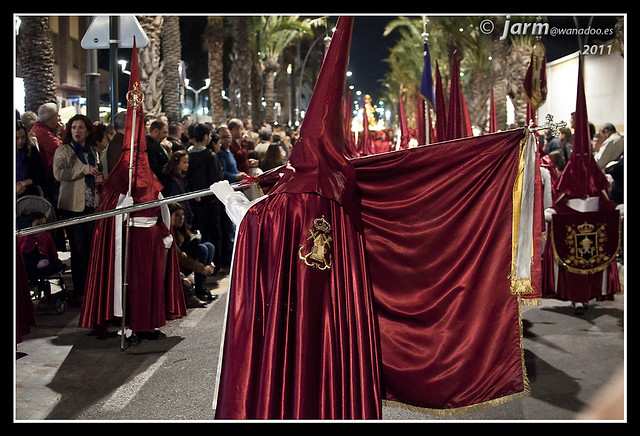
[53,114,102,305]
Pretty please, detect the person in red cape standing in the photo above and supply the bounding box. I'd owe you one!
[212,17,382,420]
[79,39,186,343]
[542,56,622,315]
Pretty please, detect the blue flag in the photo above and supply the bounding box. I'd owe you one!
[419,42,435,109]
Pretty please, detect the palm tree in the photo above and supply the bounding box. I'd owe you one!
[257,16,324,125]
[490,17,510,131]
[229,16,252,120]
[161,16,181,122]
[205,16,225,125]
[382,16,442,129]
[382,15,548,134]
[16,16,57,112]
[137,15,164,117]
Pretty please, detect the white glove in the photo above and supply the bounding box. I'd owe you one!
[210,180,235,202]
[210,180,267,226]
[544,207,556,223]
[163,234,174,249]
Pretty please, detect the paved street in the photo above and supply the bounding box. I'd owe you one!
[15,264,625,422]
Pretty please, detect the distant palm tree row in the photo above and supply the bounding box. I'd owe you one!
[16,15,624,133]
[17,15,327,127]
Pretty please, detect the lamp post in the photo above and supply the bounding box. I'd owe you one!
[184,78,211,122]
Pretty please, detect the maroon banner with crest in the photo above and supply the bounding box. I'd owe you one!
[550,210,621,275]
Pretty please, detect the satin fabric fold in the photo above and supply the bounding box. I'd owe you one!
[352,129,530,409]
[214,193,382,419]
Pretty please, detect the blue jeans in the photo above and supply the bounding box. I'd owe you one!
[195,242,215,293]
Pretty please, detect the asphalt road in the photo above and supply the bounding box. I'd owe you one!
[15,265,625,422]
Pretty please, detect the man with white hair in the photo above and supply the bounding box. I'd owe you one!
[595,123,624,169]
[29,102,64,203]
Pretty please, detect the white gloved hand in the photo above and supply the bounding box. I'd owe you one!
[210,180,235,202]
[163,234,174,249]
[119,195,134,208]
[544,207,556,223]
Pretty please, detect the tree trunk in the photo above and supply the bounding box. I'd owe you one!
[137,15,164,117]
[161,16,181,123]
[251,62,264,126]
[466,68,491,133]
[491,37,509,131]
[278,46,297,127]
[507,43,533,127]
[263,55,278,124]
[205,16,225,125]
[229,16,252,121]
[17,16,57,112]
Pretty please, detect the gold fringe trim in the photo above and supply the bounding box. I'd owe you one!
[519,297,541,307]
[382,390,530,417]
[510,277,534,295]
[381,294,532,417]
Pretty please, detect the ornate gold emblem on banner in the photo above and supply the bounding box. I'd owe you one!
[299,216,332,270]
[126,82,144,109]
[551,210,621,275]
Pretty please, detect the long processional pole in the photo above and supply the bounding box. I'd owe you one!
[119,74,144,350]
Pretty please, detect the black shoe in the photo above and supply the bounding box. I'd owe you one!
[122,333,140,350]
[574,303,585,315]
[186,295,208,308]
[197,290,217,302]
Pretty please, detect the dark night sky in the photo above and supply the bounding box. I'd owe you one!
[176,15,398,102]
[346,14,621,100]
[348,16,397,100]
[107,14,621,107]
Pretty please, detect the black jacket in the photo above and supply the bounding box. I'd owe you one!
[146,135,169,180]
[186,147,224,202]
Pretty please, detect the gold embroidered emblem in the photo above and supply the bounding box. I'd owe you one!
[126,82,144,110]
[550,211,621,275]
[298,216,332,270]
[563,221,606,267]
[574,222,597,261]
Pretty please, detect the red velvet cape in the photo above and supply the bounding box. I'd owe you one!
[541,56,620,304]
[214,18,382,419]
[79,40,185,331]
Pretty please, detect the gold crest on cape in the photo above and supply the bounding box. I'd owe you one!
[298,216,332,270]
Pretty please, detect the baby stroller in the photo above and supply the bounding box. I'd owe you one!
[16,195,68,314]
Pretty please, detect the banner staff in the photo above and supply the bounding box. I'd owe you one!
[120,37,144,350]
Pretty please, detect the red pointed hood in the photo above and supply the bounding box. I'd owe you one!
[102,38,163,207]
[555,56,609,199]
[270,17,355,207]
[434,60,447,143]
[398,90,410,149]
[446,50,472,140]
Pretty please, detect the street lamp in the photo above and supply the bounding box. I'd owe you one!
[184,78,211,121]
